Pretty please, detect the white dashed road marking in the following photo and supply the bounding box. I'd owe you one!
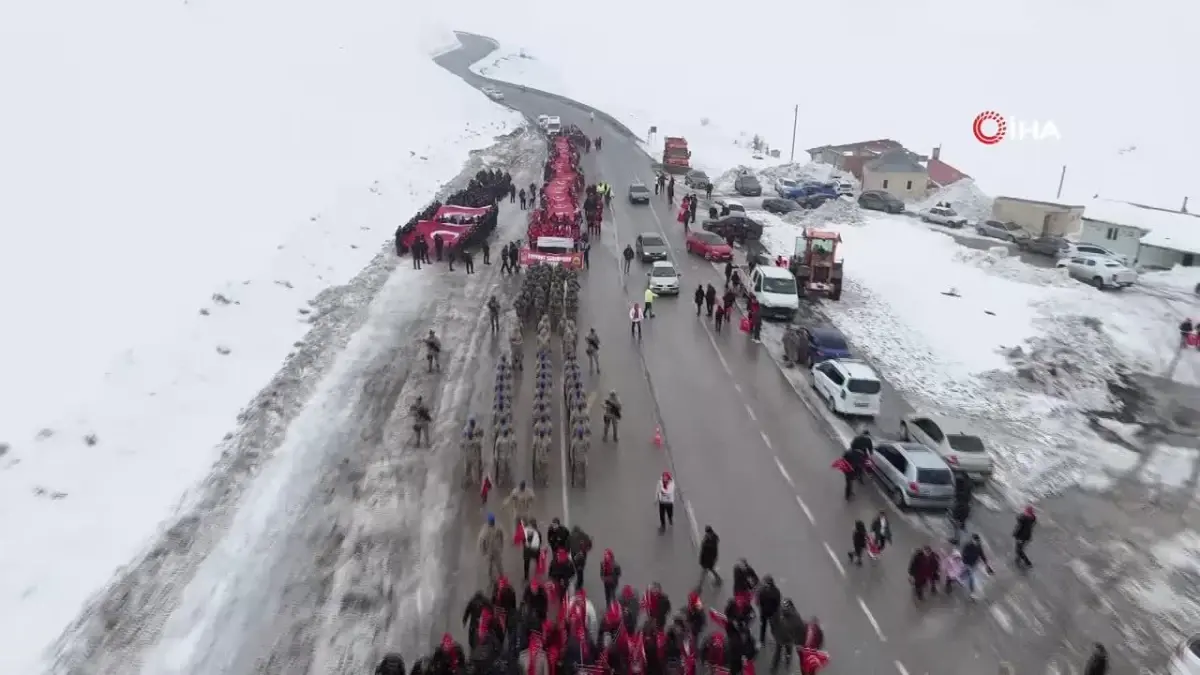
[894,661,910,675]
[744,403,757,421]
[858,597,887,641]
[774,456,793,487]
[795,495,815,524]
[823,542,847,577]
[760,431,773,450]
[684,499,700,546]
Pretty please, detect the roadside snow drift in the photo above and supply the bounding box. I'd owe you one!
[0,8,518,673]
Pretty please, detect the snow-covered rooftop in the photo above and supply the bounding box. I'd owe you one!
[1083,199,1200,254]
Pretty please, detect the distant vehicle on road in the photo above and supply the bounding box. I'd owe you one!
[646,260,681,295]
[857,190,905,213]
[684,170,711,190]
[1019,235,1070,257]
[867,441,957,510]
[544,116,562,134]
[635,232,669,262]
[796,324,852,365]
[734,174,762,196]
[811,359,881,418]
[1062,241,1129,264]
[628,181,651,204]
[1057,255,1137,288]
[685,230,733,261]
[662,136,692,174]
[702,213,762,243]
[482,86,504,100]
[919,206,967,227]
[762,198,801,214]
[974,219,1030,243]
[900,414,994,483]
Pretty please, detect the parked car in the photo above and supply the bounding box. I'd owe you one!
[1057,255,1137,288]
[482,86,504,100]
[857,190,905,213]
[715,199,746,215]
[781,182,837,202]
[919,206,968,227]
[684,170,712,189]
[775,178,800,196]
[835,182,855,196]
[798,194,834,209]
[1063,241,1129,264]
[702,214,762,243]
[762,198,801,214]
[646,260,681,295]
[1168,635,1200,675]
[974,219,1031,243]
[899,414,994,483]
[797,324,852,364]
[685,230,733,261]
[868,442,957,509]
[1019,235,1070,257]
[811,359,882,417]
[628,181,651,204]
[741,265,799,320]
[734,174,762,196]
[635,232,669,262]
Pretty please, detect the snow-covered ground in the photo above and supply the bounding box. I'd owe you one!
[0,5,520,672]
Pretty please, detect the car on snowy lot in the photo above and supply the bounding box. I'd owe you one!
[715,199,746,215]
[734,174,762,196]
[762,198,801,214]
[835,182,855,196]
[775,178,800,196]
[857,190,905,213]
[702,213,762,244]
[647,260,681,295]
[974,219,1031,243]
[1019,235,1071,257]
[1062,241,1129,264]
[919,206,968,228]
[628,181,651,204]
[1168,635,1200,675]
[899,414,994,483]
[1057,255,1137,288]
[867,441,957,510]
[811,358,881,417]
[684,170,712,190]
[685,230,733,261]
[636,232,670,262]
[796,324,852,365]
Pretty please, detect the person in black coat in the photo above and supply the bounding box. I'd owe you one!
[848,520,868,566]
[732,559,760,595]
[1013,505,1037,568]
[377,653,406,675]
[697,526,723,589]
[462,591,490,648]
[1083,643,1108,675]
[705,284,717,316]
[756,575,781,644]
[694,285,705,315]
[546,518,570,552]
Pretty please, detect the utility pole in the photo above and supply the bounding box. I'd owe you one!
[1055,165,1067,200]
[789,104,798,163]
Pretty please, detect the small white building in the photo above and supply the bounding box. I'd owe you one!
[861,150,928,200]
[1080,198,1200,268]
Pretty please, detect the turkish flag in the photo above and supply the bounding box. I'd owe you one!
[800,648,830,673]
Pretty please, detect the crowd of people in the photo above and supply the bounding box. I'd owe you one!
[395,169,513,264]
[527,133,586,243]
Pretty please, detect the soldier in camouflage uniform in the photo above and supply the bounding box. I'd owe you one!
[531,423,552,486]
[462,417,484,487]
[569,423,590,487]
[494,426,516,487]
[562,319,578,360]
[536,314,552,350]
[509,328,524,371]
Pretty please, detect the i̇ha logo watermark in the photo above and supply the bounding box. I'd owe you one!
[972,111,1060,144]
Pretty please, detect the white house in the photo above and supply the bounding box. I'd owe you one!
[1080,198,1200,267]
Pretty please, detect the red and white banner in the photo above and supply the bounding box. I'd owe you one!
[520,249,583,268]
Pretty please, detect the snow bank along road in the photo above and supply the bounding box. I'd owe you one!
[48,130,545,675]
[442,34,1059,675]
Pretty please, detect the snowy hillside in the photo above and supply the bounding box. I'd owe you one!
[0,6,519,673]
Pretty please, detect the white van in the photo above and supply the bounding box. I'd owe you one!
[545,116,562,134]
[811,359,882,418]
[746,265,799,320]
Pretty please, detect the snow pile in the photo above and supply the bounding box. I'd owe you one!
[0,7,519,673]
[915,179,994,223]
[756,161,846,187]
[950,246,1076,287]
[1141,266,1200,297]
[752,200,863,258]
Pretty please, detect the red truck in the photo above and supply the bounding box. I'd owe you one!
[662,136,691,174]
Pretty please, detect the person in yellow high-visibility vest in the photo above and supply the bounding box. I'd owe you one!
[643,287,657,318]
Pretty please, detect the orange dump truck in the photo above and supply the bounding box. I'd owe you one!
[662,136,691,174]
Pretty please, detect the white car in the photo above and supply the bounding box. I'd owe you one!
[744,265,798,320]
[537,114,550,127]
[1057,255,1137,288]
[716,199,746,214]
[1169,635,1200,675]
[919,206,968,228]
[811,359,882,418]
[775,178,799,196]
[1063,241,1129,264]
[835,182,855,196]
[482,87,504,100]
[900,414,994,482]
[647,260,681,295]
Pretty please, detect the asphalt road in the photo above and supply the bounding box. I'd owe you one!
[435,34,1050,675]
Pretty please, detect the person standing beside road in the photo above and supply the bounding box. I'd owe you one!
[750,304,763,343]
[623,244,635,274]
[630,302,644,339]
[756,575,781,645]
[848,521,868,566]
[655,471,676,530]
[487,295,501,333]
[705,183,714,199]
[581,237,591,269]
[705,284,717,317]
[694,285,705,316]
[478,513,507,582]
[644,287,657,318]
[667,178,675,205]
[1013,505,1037,568]
[697,526,723,590]
[519,188,527,210]
[688,194,698,224]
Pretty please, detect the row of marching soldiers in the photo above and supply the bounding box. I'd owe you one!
[376,547,831,675]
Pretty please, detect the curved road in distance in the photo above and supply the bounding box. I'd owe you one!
[438,34,1043,675]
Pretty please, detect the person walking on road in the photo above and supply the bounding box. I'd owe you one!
[705,183,714,199]
[623,245,635,274]
[960,533,994,598]
[478,513,506,582]
[667,178,675,205]
[848,520,868,566]
[487,295,501,332]
[714,304,726,333]
[697,526,723,590]
[644,287,657,318]
[630,302,644,339]
[694,285,705,315]
[519,188,527,210]
[600,549,622,607]
[504,481,536,530]
[655,471,676,531]
[522,519,543,580]
[603,390,622,441]
[1083,643,1108,675]
[705,284,717,317]
[756,575,781,645]
[1013,504,1037,568]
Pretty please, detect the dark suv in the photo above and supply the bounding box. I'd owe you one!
[858,190,905,213]
[734,174,762,196]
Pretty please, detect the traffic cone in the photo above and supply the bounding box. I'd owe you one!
[653,425,663,448]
